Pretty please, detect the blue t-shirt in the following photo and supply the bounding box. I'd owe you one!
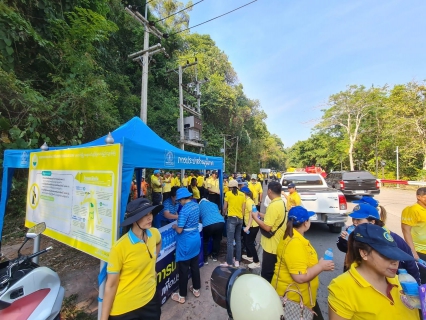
[199,200,225,227]
[176,201,200,262]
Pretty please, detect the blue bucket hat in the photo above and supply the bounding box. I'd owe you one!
[349,203,379,219]
[353,196,379,208]
[175,188,192,200]
[240,186,250,194]
[353,224,414,261]
[153,169,160,174]
[288,206,315,224]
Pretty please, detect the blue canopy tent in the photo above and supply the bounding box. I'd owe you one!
[0,117,223,249]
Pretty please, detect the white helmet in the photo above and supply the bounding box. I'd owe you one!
[230,274,284,320]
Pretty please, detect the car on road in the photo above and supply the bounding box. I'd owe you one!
[325,170,380,196]
[280,173,348,233]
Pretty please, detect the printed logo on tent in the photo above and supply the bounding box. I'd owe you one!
[20,151,29,166]
[164,150,175,167]
[31,154,38,169]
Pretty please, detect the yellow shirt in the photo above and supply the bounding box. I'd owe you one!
[258,173,264,181]
[328,262,419,320]
[261,197,287,254]
[191,186,200,199]
[162,176,172,193]
[174,176,181,187]
[248,181,263,205]
[224,190,246,219]
[207,178,220,194]
[223,181,229,194]
[182,177,188,187]
[197,176,204,187]
[107,228,161,315]
[401,203,426,253]
[271,230,319,308]
[287,191,301,210]
[244,197,259,228]
[204,176,211,188]
[151,175,162,192]
[277,172,281,179]
[170,176,175,187]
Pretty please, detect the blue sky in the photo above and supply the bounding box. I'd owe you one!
[187,0,426,147]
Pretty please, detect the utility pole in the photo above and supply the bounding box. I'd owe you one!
[396,146,399,188]
[223,135,226,172]
[125,6,169,123]
[234,136,239,173]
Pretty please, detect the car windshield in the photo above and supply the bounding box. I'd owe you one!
[282,175,324,186]
[343,171,376,179]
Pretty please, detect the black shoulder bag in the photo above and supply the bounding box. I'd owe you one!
[260,200,287,239]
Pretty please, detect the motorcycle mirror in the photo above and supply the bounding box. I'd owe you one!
[26,222,46,239]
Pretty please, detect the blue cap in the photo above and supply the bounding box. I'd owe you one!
[240,187,250,194]
[349,203,380,219]
[236,178,244,184]
[153,169,160,174]
[288,183,296,188]
[175,188,192,200]
[353,196,379,208]
[288,206,315,224]
[353,224,414,261]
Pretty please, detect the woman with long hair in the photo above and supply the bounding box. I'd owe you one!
[221,179,245,267]
[240,186,261,269]
[188,177,200,202]
[271,206,334,320]
[336,203,420,283]
[329,223,419,320]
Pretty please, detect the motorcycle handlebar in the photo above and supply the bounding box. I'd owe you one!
[26,246,53,261]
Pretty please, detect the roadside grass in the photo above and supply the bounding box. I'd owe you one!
[60,294,96,320]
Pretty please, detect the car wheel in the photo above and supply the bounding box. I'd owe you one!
[328,225,342,233]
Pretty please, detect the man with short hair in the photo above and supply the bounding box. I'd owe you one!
[182,173,189,187]
[401,187,426,283]
[151,170,163,205]
[251,181,287,283]
[196,172,205,199]
[282,183,301,210]
[162,172,172,201]
[174,173,182,187]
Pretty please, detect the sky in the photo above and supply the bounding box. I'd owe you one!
[187,0,426,148]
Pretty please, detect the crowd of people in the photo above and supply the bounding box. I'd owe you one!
[101,170,426,320]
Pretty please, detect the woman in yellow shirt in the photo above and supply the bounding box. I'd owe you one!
[187,178,200,202]
[272,206,334,320]
[328,223,420,320]
[240,187,260,269]
[221,179,245,267]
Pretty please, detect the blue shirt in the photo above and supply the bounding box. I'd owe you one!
[176,201,200,262]
[199,200,225,227]
[153,198,179,228]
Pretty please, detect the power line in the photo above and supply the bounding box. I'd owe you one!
[154,0,205,23]
[169,0,258,36]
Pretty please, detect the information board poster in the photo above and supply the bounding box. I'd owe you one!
[25,144,121,261]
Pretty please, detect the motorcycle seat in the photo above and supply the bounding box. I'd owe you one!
[0,288,50,320]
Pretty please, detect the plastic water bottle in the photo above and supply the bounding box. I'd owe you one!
[245,228,250,234]
[252,204,261,219]
[324,248,333,260]
[398,269,420,308]
[346,225,356,240]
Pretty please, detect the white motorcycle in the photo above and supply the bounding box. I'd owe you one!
[0,222,64,320]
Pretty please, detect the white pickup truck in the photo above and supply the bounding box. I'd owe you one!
[279,173,348,233]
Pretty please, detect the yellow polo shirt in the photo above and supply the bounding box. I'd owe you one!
[207,178,220,194]
[107,228,161,315]
[224,190,245,219]
[197,176,204,188]
[151,175,162,192]
[162,176,171,193]
[271,230,318,308]
[244,197,259,228]
[191,186,200,199]
[287,191,301,210]
[174,176,181,187]
[401,203,426,254]
[223,180,229,194]
[182,177,188,187]
[328,262,419,320]
[261,197,286,254]
[248,181,263,205]
[258,173,264,181]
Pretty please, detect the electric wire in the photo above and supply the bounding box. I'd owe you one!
[168,0,258,36]
[154,0,205,23]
